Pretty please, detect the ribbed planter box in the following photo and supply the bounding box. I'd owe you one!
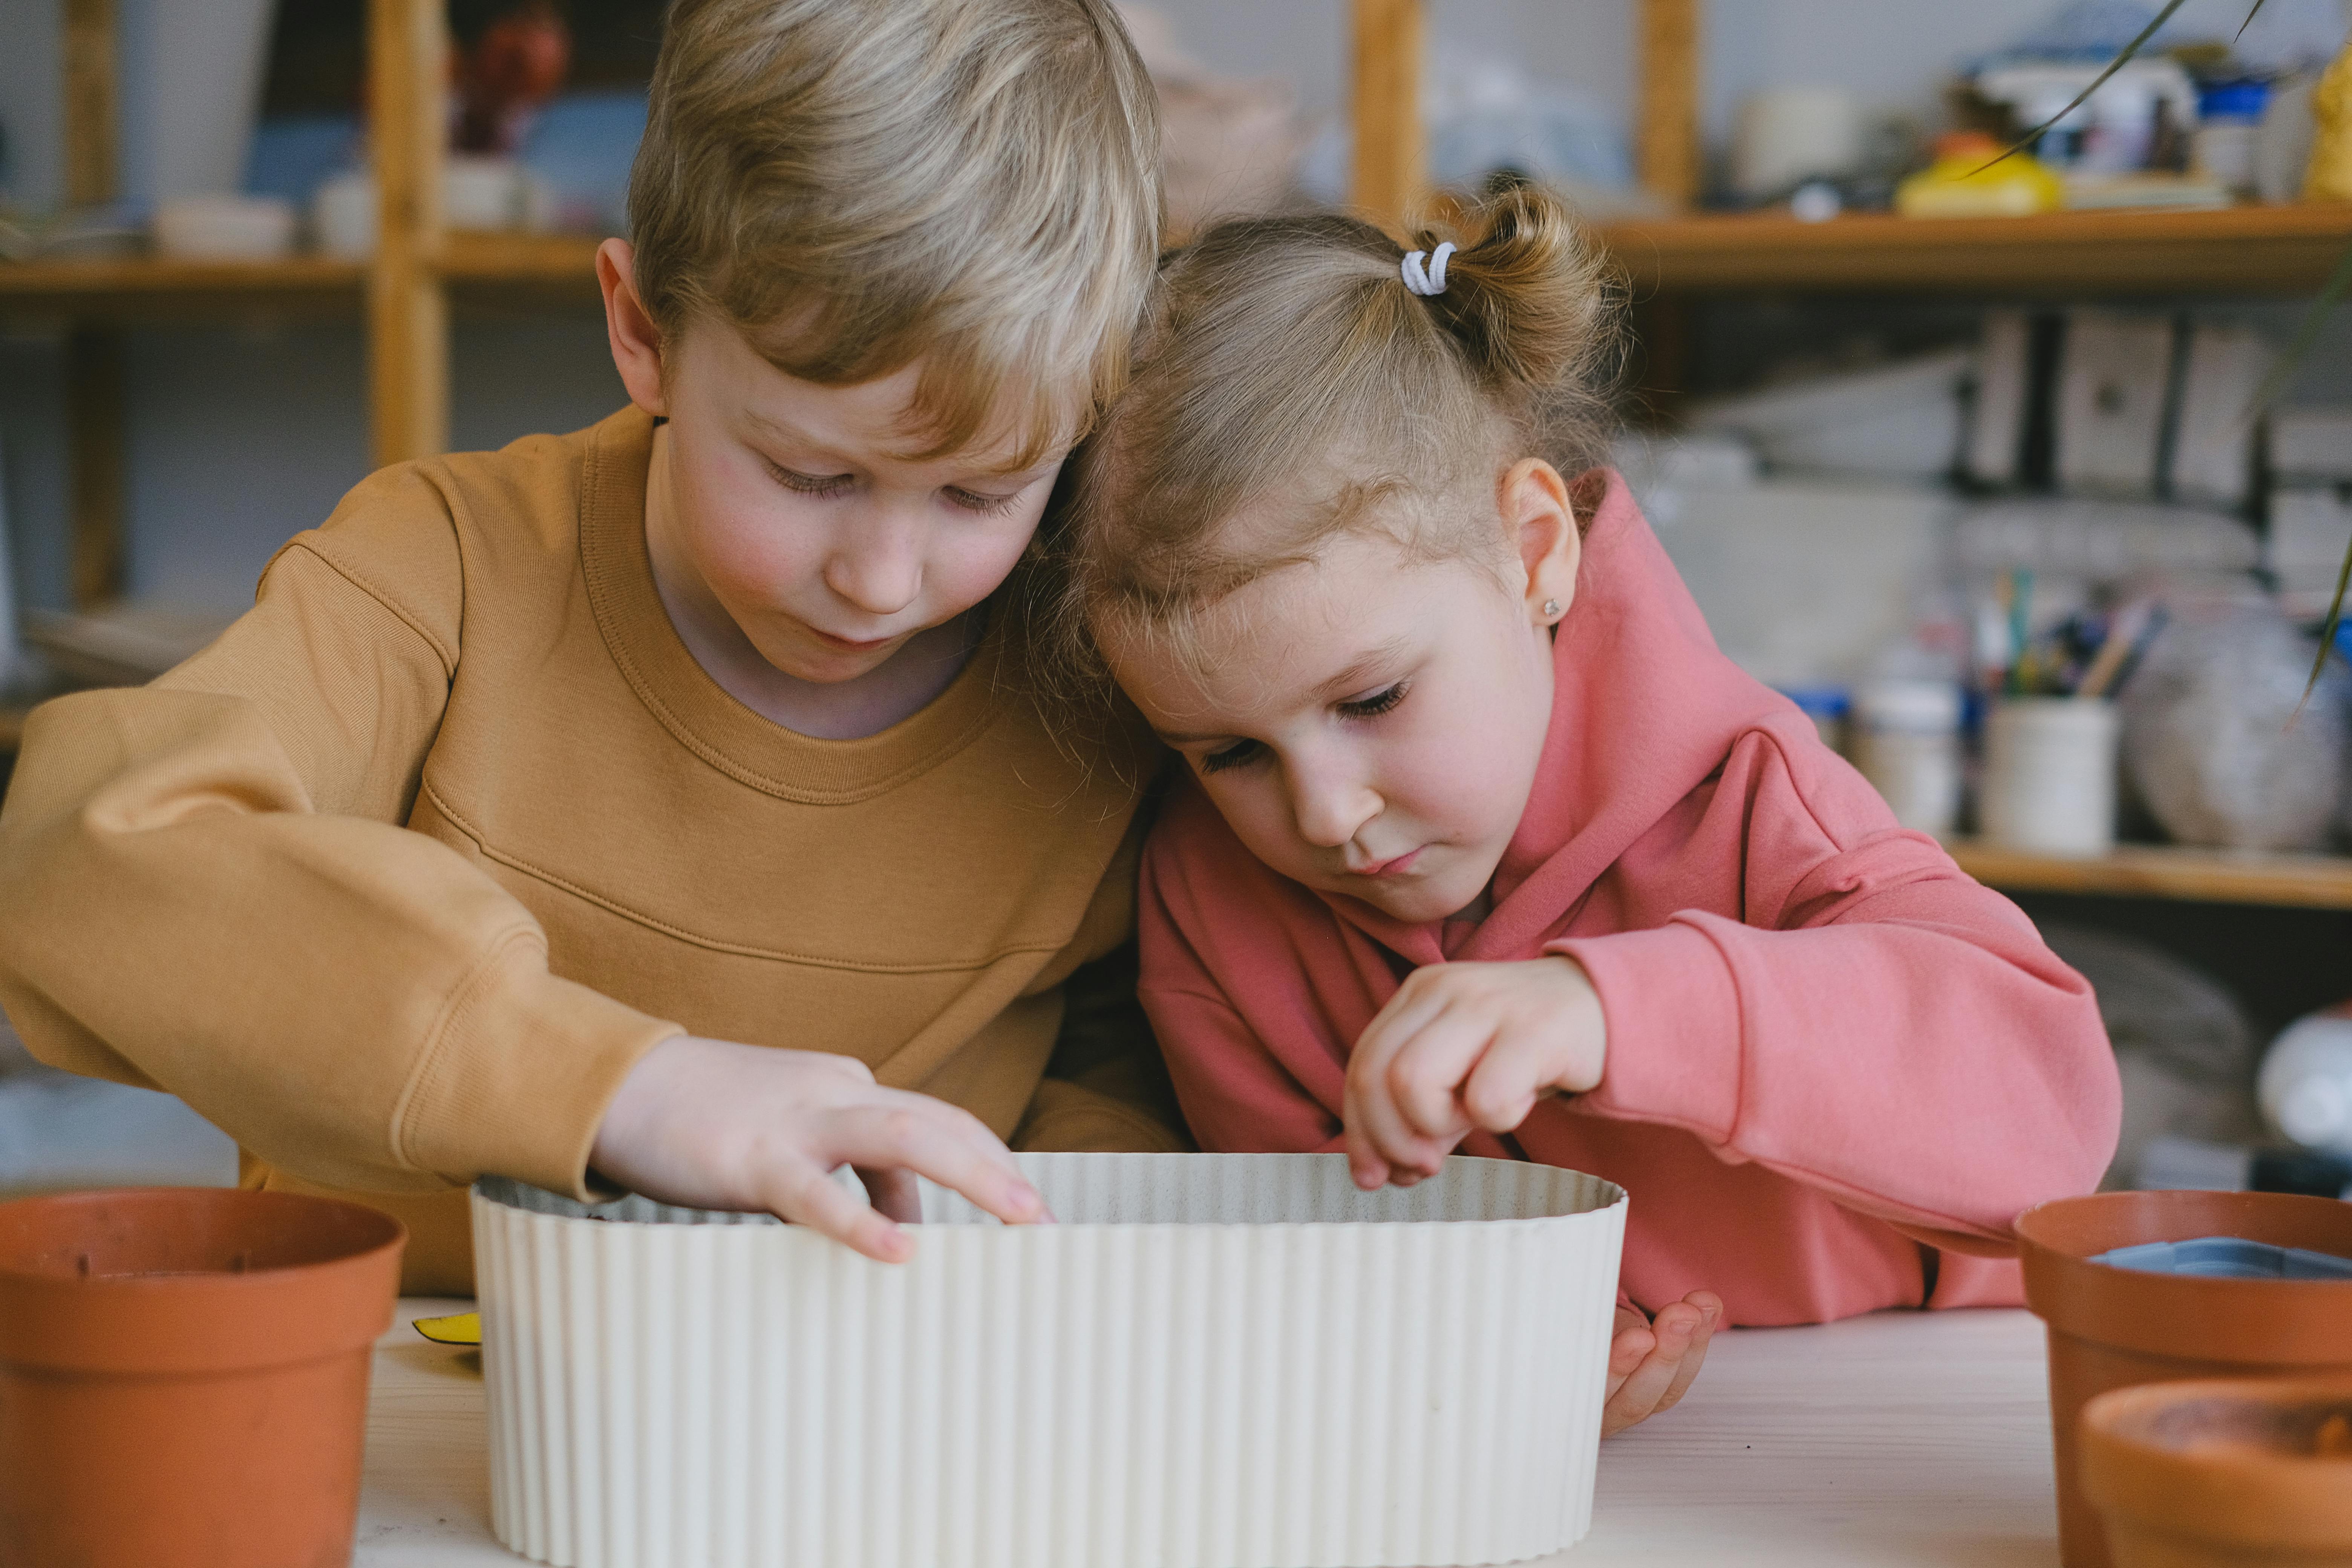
[474,1152,1627,1568]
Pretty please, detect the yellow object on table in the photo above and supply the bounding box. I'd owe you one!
[1897,130,2064,218]
[2308,40,2352,202]
[411,1311,481,1346]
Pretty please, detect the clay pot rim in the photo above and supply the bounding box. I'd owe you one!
[2017,1190,2352,1364]
[0,1187,405,1286]
[2081,1378,2352,1544]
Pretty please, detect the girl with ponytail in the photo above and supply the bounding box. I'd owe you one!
[1046,186,2118,1435]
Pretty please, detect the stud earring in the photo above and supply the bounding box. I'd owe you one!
[1541,598,1561,619]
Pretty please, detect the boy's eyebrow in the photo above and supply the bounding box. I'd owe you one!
[746,410,1056,482]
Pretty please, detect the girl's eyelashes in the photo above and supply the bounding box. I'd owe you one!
[767,462,855,499]
[945,486,1024,517]
[1338,681,1409,720]
[1199,738,1265,775]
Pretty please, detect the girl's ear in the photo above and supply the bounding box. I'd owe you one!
[597,237,671,418]
[1499,458,1580,627]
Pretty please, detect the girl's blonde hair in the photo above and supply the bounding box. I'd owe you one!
[628,0,1161,466]
[1044,183,1625,688]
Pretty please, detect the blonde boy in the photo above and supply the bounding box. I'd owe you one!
[0,0,1169,1292]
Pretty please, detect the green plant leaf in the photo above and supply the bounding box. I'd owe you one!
[2305,531,2352,715]
[1975,0,2196,172]
[2248,238,2352,705]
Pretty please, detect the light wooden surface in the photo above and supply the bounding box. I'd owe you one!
[1635,0,1701,210]
[1350,0,1425,228]
[1948,839,2352,910]
[368,0,450,468]
[353,1299,2058,1567]
[1598,203,2352,295]
[62,0,117,208]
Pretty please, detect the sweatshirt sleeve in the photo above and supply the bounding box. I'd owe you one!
[0,466,679,1199]
[1554,727,2119,1254]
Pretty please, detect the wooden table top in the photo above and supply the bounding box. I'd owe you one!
[355,1298,2057,1567]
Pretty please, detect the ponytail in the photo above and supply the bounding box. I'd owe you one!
[1404,183,1622,409]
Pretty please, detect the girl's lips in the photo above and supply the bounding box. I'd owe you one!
[1352,848,1423,878]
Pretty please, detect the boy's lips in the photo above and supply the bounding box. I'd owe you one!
[809,626,899,654]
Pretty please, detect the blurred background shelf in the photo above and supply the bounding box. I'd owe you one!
[441,229,601,296]
[1597,204,2352,296]
[0,254,364,317]
[1948,841,2352,910]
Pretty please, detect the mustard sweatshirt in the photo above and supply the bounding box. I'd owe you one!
[0,408,1179,1292]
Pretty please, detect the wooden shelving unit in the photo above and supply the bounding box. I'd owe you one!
[1946,841,2352,910]
[9,0,2352,913]
[1597,203,2352,296]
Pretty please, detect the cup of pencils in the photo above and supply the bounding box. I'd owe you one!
[1978,573,2159,858]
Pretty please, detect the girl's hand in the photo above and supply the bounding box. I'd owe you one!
[1604,1292,1722,1436]
[589,1035,1052,1262]
[1343,955,1606,1189]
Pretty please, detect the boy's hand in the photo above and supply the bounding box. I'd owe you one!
[1604,1293,1721,1436]
[1343,956,1606,1189]
[589,1035,1050,1263]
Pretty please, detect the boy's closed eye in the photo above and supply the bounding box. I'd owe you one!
[764,460,1026,518]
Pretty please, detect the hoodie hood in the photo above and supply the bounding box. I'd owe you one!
[1322,469,1805,967]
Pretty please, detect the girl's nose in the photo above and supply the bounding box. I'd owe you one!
[1289,759,1380,850]
[824,512,923,618]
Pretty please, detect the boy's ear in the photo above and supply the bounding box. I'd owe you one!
[597,238,670,418]
[1499,458,1580,627]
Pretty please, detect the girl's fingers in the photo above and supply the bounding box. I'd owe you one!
[1458,1022,1570,1132]
[1649,1296,1722,1416]
[1383,1008,1494,1141]
[1601,1304,1700,1437]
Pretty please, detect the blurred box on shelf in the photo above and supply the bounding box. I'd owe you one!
[1685,351,1971,482]
[2169,325,2271,508]
[2274,407,2352,483]
[2056,311,2175,498]
[2268,485,2352,608]
[1636,470,1953,691]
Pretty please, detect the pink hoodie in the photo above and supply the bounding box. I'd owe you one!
[1137,475,2120,1327]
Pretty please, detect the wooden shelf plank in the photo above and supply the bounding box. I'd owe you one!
[1597,203,2352,295]
[441,230,602,296]
[0,256,365,317]
[1948,839,2352,909]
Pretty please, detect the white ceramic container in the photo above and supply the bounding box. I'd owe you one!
[473,1152,1628,1568]
[152,194,297,261]
[1981,696,2120,856]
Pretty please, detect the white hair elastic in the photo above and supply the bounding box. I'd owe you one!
[1400,241,1455,297]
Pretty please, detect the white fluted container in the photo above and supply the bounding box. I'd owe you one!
[473,1152,1627,1568]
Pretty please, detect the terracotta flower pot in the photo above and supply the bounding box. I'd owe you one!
[2081,1377,2352,1566]
[0,1187,405,1567]
[2017,1191,2352,1568]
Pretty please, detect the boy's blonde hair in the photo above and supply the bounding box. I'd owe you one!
[1047,184,1625,684]
[628,0,1161,464]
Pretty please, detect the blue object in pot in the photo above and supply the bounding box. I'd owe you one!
[2091,1236,2352,1281]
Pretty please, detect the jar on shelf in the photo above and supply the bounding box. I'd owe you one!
[1853,678,1963,836]
[1981,696,2120,856]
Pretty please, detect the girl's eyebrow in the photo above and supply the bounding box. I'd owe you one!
[1311,639,1414,700]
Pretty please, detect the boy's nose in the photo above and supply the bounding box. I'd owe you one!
[824,518,924,619]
